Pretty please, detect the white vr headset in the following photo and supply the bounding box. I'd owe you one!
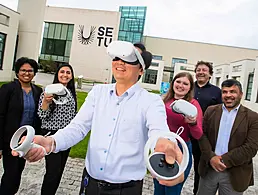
[45,83,71,105]
[170,99,197,118]
[107,41,146,69]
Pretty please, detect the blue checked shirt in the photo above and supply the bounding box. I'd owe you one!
[52,83,170,183]
[215,104,240,156]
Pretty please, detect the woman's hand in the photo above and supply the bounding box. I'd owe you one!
[41,93,54,110]
[184,115,197,125]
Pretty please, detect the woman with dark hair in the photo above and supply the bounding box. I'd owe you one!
[38,63,77,195]
[0,57,42,195]
[154,72,203,195]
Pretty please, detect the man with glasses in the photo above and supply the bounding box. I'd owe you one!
[13,41,185,195]
[192,61,222,195]
[0,57,42,195]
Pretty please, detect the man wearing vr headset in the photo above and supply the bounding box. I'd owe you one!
[12,41,184,195]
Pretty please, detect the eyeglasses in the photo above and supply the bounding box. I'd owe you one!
[19,69,34,74]
[112,57,139,65]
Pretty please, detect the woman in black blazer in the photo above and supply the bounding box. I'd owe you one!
[0,57,42,195]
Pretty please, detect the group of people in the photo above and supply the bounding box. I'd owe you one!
[0,40,257,195]
[0,58,77,195]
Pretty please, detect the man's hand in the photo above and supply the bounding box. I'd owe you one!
[154,138,184,186]
[210,156,227,172]
[11,135,54,162]
[0,150,2,159]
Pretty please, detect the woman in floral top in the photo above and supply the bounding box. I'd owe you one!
[38,63,77,195]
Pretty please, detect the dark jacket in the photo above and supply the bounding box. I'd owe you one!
[198,104,258,192]
[0,80,42,150]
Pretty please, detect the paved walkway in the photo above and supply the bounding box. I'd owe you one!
[1,73,257,194]
[0,154,257,195]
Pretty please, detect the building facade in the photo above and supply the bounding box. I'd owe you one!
[41,6,121,82]
[0,4,19,81]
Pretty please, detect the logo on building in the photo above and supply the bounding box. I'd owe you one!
[78,25,96,45]
[78,25,114,47]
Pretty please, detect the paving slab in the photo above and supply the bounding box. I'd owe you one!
[0,154,257,194]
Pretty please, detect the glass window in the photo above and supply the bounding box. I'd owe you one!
[216,77,220,87]
[44,54,51,60]
[142,69,158,84]
[67,25,74,41]
[43,22,49,38]
[57,56,64,61]
[246,73,253,101]
[172,58,187,66]
[153,55,163,60]
[60,24,68,40]
[48,23,55,39]
[118,6,146,44]
[65,41,72,57]
[119,18,124,30]
[54,24,62,39]
[42,39,66,56]
[51,55,57,61]
[41,38,47,54]
[54,40,66,56]
[41,22,74,61]
[0,32,6,69]
[151,62,159,67]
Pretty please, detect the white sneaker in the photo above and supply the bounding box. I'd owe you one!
[170,99,197,117]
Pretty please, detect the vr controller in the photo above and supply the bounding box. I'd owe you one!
[144,132,189,180]
[144,99,196,180]
[10,125,46,157]
[44,83,71,105]
[170,99,197,117]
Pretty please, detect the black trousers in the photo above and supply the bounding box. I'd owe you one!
[41,148,70,195]
[79,168,143,195]
[191,138,201,195]
[0,144,26,195]
[40,128,70,195]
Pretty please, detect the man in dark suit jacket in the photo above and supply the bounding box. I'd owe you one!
[0,57,42,195]
[192,61,222,195]
[197,79,258,195]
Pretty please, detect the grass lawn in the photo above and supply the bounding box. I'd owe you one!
[0,82,7,87]
[69,91,90,159]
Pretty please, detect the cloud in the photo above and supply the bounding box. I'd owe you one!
[1,0,18,10]
[1,0,258,49]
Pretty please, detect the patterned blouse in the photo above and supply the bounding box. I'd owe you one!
[38,90,76,131]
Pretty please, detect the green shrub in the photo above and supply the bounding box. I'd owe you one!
[39,57,57,73]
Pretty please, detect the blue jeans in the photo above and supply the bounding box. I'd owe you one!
[153,141,192,195]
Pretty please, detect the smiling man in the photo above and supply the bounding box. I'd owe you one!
[13,41,185,195]
[192,61,222,194]
[197,79,258,195]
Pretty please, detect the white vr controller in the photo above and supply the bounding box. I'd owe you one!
[144,99,197,180]
[144,132,189,180]
[45,83,71,105]
[170,99,197,117]
[10,125,46,157]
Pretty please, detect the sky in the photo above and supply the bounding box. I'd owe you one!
[1,0,258,49]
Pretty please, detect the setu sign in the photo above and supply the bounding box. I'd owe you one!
[78,25,114,47]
